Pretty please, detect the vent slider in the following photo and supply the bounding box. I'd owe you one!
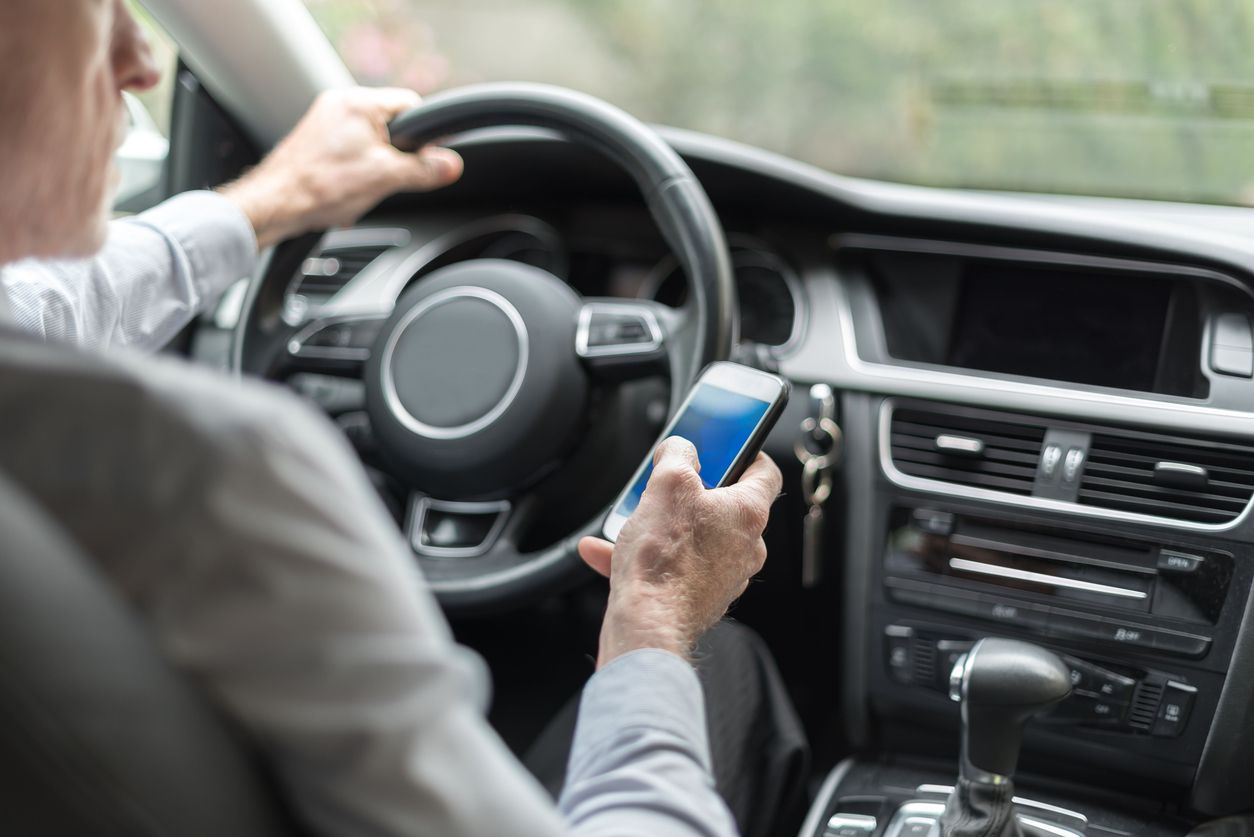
[1153,462,1209,490]
[936,434,985,456]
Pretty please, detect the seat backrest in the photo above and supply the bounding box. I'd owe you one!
[0,473,297,837]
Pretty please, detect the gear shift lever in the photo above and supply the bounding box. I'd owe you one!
[940,638,1072,837]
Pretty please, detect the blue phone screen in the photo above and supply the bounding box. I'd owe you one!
[616,383,772,517]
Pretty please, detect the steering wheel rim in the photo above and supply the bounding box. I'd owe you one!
[234,82,736,613]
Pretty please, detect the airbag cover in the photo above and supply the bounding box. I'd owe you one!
[366,259,587,499]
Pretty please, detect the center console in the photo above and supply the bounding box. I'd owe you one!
[801,391,1254,837]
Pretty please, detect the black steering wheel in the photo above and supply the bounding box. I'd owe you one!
[234,83,736,613]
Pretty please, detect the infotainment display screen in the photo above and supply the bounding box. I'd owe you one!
[947,265,1174,392]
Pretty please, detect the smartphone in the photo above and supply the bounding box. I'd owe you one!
[602,362,790,542]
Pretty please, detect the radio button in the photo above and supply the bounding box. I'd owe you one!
[1152,681,1198,738]
[1048,693,1126,726]
[1150,628,1211,658]
[1045,608,1109,642]
[978,596,1049,630]
[1157,550,1204,574]
[885,625,915,685]
[1093,618,1159,650]
[1061,657,1098,692]
[1061,656,1134,704]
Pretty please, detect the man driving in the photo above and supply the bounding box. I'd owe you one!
[0,2,800,836]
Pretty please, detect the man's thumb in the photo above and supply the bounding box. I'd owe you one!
[653,435,702,475]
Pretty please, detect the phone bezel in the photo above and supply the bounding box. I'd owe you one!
[602,362,788,542]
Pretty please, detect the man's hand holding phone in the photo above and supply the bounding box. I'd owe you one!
[578,437,783,669]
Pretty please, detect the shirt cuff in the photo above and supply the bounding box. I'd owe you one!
[568,648,711,776]
[133,190,258,301]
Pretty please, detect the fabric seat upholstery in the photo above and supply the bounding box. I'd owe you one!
[0,473,295,837]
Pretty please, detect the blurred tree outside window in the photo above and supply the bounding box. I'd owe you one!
[302,0,1254,206]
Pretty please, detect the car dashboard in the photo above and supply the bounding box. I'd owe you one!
[199,125,1254,835]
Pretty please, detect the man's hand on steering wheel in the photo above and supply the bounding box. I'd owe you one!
[219,87,464,250]
[235,82,738,612]
[578,437,783,669]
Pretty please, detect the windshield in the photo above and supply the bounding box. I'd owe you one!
[303,1,1254,206]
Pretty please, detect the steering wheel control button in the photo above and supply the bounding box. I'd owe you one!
[1151,681,1197,737]
[576,304,663,357]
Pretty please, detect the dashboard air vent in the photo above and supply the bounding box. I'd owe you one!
[291,244,394,306]
[1079,431,1254,525]
[890,406,1045,495]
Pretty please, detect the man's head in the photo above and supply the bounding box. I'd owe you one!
[0,0,159,266]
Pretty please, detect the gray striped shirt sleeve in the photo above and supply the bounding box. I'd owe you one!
[0,190,256,353]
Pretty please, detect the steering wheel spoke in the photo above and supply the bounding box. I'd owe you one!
[576,298,678,381]
[279,314,389,379]
[405,493,519,559]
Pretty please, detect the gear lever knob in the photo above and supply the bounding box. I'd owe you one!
[950,638,1072,781]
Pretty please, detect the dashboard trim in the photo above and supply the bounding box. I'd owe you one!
[832,232,1254,296]
[777,261,1254,443]
[877,399,1254,533]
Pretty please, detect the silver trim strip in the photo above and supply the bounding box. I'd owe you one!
[879,399,1254,533]
[575,302,664,358]
[796,758,856,837]
[1019,816,1082,837]
[914,786,1088,826]
[948,557,1148,600]
[407,496,511,559]
[380,287,530,440]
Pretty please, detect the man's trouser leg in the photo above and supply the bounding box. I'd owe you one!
[525,620,810,837]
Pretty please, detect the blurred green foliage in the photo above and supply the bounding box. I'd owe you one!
[298,1,1254,205]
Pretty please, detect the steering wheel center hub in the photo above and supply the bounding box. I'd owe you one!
[381,287,528,439]
[365,259,588,499]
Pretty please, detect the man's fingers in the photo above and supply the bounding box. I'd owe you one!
[577,536,614,578]
[354,86,423,120]
[388,146,464,192]
[721,452,783,510]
